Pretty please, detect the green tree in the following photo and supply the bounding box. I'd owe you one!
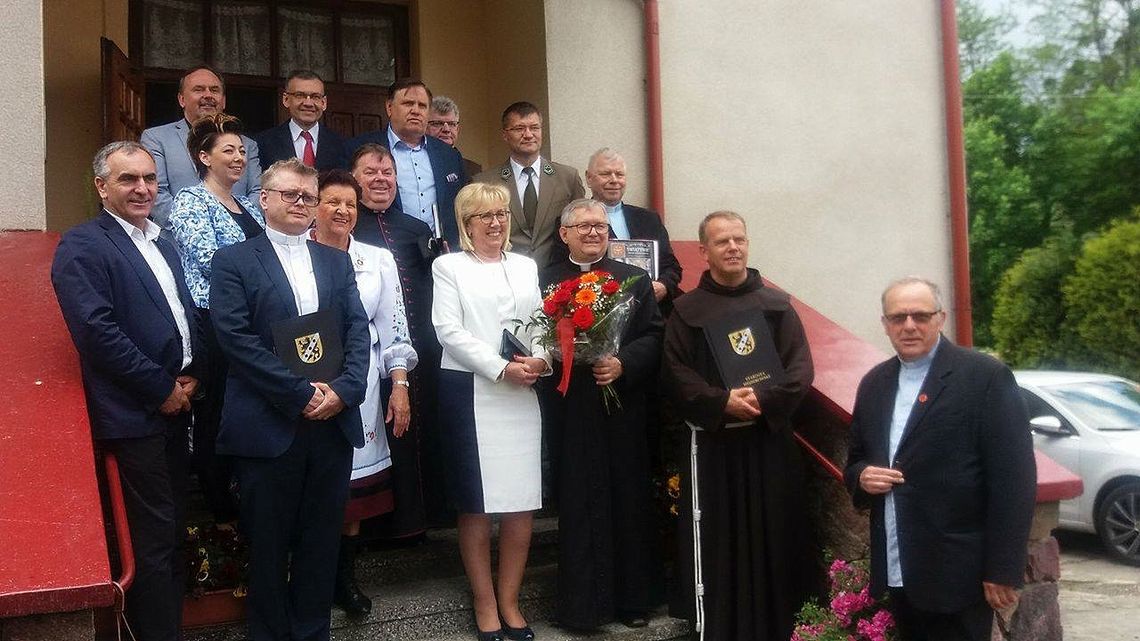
[1061,215,1140,379]
[991,229,1080,366]
[958,0,1016,77]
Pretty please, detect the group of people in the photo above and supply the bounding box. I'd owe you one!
[50,61,1038,641]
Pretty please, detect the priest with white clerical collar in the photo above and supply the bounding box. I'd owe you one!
[538,198,664,631]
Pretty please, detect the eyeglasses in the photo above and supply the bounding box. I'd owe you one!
[883,310,942,326]
[594,171,626,180]
[563,222,610,236]
[265,188,319,207]
[506,125,542,135]
[284,91,325,101]
[469,209,509,225]
[428,119,459,129]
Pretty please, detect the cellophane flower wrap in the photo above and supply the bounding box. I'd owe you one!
[529,270,642,412]
[790,554,896,641]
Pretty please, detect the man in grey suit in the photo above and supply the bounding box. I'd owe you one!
[473,102,584,268]
[141,66,261,238]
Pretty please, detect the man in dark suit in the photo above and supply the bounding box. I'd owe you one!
[209,158,370,641]
[255,70,348,173]
[51,141,203,641]
[549,147,681,313]
[346,78,468,249]
[844,277,1037,641]
[473,101,584,269]
[140,66,260,238]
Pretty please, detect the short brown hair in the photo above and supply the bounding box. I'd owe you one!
[318,168,363,203]
[350,143,394,173]
[387,77,432,101]
[262,158,318,191]
[179,65,225,94]
[187,114,244,179]
[501,101,541,128]
[698,211,748,244]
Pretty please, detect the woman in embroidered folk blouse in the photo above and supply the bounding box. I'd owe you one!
[312,168,417,617]
[169,113,264,524]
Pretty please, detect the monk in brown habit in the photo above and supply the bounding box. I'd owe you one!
[663,210,814,641]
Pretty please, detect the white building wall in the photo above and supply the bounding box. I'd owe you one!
[1,1,47,231]
[545,1,955,348]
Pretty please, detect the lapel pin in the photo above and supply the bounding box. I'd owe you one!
[918,393,928,403]
[542,163,555,176]
[500,166,512,179]
[446,172,458,183]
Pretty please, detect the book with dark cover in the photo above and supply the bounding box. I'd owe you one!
[608,239,658,280]
[500,328,532,360]
[702,306,786,391]
[271,308,344,382]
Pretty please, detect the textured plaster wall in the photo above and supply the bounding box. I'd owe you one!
[544,0,648,205]
[656,1,954,347]
[1,1,47,231]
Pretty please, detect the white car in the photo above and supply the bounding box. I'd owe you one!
[1015,370,1140,566]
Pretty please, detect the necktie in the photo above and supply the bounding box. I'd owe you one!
[300,130,316,167]
[522,166,538,229]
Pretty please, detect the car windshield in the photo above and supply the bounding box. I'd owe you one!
[1045,380,1140,430]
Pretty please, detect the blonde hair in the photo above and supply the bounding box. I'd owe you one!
[453,182,513,252]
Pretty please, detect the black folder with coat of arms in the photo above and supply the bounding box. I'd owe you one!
[701,306,786,392]
[271,308,344,382]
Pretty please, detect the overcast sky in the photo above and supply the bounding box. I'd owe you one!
[972,0,1041,47]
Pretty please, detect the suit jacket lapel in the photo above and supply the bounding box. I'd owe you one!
[99,213,177,329]
[895,341,953,455]
[175,120,192,164]
[533,159,557,238]
[310,242,333,312]
[499,162,528,238]
[253,234,300,317]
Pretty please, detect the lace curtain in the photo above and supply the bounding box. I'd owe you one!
[341,14,396,86]
[212,2,271,76]
[277,7,335,80]
[142,0,204,70]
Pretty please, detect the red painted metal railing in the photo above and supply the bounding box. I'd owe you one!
[103,453,135,597]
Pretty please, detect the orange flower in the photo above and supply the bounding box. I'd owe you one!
[574,288,598,306]
[580,272,600,284]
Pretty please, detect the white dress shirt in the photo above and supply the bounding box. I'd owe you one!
[289,120,320,160]
[265,226,318,316]
[108,210,193,369]
[510,156,543,203]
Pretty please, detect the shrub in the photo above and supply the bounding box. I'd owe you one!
[991,231,1079,367]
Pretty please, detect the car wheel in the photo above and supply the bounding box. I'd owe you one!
[1096,482,1140,566]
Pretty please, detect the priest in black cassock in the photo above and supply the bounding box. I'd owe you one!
[539,198,664,631]
[663,211,814,641]
[348,143,445,536]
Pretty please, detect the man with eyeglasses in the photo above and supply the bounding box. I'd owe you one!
[474,101,584,269]
[209,157,370,641]
[347,78,468,249]
[662,211,814,641]
[426,95,482,179]
[255,70,348,173]
[845,277,1036,641]
[538,198,663,631]
[141,65,261,240]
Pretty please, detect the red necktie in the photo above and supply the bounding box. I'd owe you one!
[300,130,316,167]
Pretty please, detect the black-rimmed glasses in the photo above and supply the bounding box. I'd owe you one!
[883,310,942,326]
[265,188,319,207]
[469,210,509,225]
[563,222,610,236]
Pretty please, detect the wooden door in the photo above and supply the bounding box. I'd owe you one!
[101,38,146,143]
[322,85,388,139]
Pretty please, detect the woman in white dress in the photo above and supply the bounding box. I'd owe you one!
[432,182,551,641]
[312,169,417,617]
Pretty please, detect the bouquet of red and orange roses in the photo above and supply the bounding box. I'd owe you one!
[529,270,642,412]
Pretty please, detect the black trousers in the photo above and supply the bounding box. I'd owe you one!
[235,422,352,641]
[191,308,239,523]
[889,588,994,641]
[101,419,190,641]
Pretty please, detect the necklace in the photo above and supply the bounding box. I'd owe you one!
[468,250,503,264]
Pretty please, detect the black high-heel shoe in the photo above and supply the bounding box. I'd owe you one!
[476,628,505,641]
[500,613,535,641]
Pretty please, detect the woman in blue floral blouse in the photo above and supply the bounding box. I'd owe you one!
[170,113,264,524]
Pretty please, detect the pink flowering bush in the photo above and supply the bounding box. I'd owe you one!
[790,555,896,641]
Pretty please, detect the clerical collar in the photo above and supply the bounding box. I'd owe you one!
[899,335,941,369]
[265,225,309,247]
[570,256,604,272]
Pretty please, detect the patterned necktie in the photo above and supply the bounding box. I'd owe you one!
[522,166,538,229]
[300,130,316,168]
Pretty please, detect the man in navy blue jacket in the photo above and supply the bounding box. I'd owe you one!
[255,70,348,173]
[209,158,369,641]
[346,78,468,249]
[52,141,203,641]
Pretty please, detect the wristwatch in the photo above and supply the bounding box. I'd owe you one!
[392,380,410,388]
